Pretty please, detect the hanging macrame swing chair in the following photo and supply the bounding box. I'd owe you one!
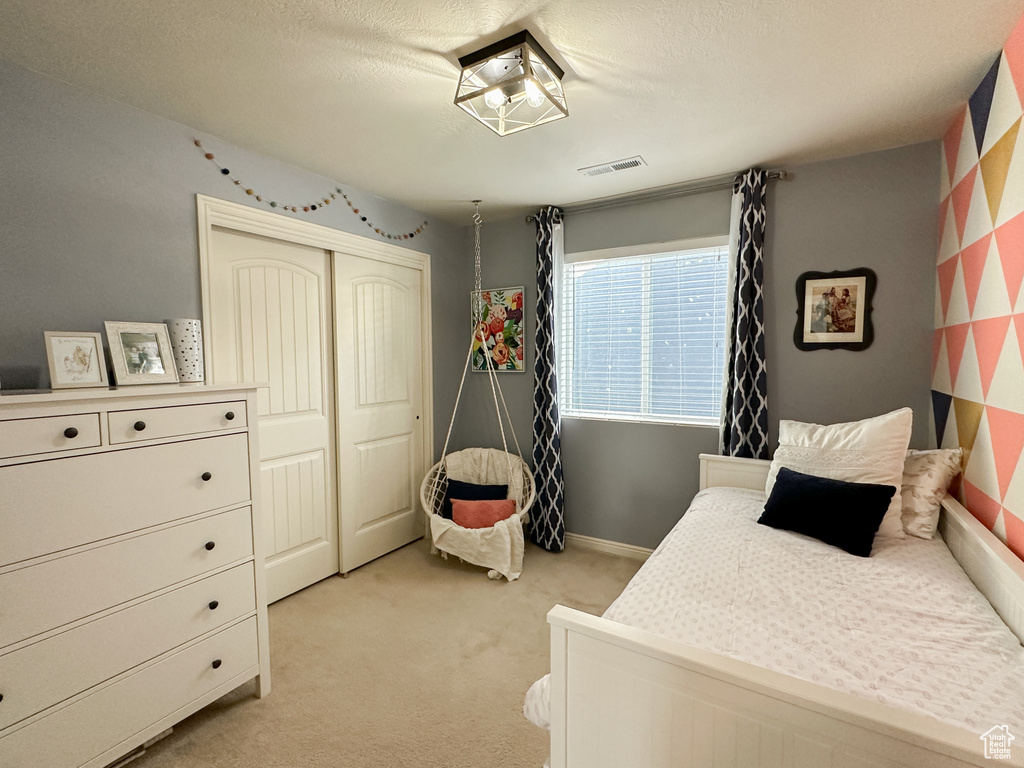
[419,203,536,581]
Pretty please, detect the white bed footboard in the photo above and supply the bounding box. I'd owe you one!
[547,604,1004,767]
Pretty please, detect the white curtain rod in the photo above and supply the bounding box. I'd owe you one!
[526,169,788,221]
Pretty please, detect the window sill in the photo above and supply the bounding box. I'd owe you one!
[561,412,721,430]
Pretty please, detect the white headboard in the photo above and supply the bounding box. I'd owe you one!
[698,453,770,491]
[697,453,1024,646]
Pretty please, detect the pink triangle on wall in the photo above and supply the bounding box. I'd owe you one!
[951,165,979,246]
[963,479,1004,529]
[937,254,960,321]
[944,109,967,187]
[995,211,1024,307]
[938,195,951,243]
[960,233,993,316]
[1003,14,1024,108]
[973,316,1012,397]
[1016,314,1024,365]
[932,329,944,380]
[945,322,972,389]
[986,404,1024,500]
[1003,509,1024,560]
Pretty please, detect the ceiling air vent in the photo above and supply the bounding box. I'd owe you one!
[578,156,647,177]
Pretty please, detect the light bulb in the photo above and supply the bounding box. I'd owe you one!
[484,88,506,110]
[525,80,545,108]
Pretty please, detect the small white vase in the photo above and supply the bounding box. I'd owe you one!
[167,319,205,382]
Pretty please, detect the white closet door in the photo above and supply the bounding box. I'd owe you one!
[207,227,339,602]
[334,255,425,572]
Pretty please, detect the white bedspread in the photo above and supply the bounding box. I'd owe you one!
[525,487,1024,734]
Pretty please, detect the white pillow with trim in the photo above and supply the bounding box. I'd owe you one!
[765,408,914,539]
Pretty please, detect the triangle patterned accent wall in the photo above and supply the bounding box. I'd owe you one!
[934,13,1024,561]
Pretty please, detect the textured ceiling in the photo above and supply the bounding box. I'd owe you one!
[1,0,1022,224]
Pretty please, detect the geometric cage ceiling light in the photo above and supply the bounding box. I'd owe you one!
[454,31,568,136]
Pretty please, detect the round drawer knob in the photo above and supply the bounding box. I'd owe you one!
[133,421,146,432]
[225,411,235,421]
[201,471,213,482]
[63,427,79,439]
[205,541,216,551]
[211,659,222,670]
[0,693,4,703]
[209,600,219,610]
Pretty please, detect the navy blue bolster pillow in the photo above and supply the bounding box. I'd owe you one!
[758,467,896,557]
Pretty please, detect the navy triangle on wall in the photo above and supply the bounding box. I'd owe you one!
[969,54,1001,154]
[932,389,953,447]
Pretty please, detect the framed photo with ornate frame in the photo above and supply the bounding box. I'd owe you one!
[794,268,876,351]
[104,321,180,385]
[44,331,109,389]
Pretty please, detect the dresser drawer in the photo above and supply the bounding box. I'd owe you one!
[0,506,254,648]
[109,401,247,444]
[0,432,251,567]
[0,617,259,768]
[0,562,255,731]
[0,413,101,460]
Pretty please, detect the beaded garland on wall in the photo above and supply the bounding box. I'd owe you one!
[192,139,428,241]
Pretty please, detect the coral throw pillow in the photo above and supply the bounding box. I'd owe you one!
[440,480,508,519]
[451,498,517,529]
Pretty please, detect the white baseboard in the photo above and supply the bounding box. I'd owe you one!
[565,532,652,562]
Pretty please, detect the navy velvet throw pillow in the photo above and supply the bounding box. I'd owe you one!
[758,467,896,557]
[441,479,508,519]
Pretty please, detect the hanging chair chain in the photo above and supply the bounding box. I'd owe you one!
[429,199,526,519]
[472,200,483,314]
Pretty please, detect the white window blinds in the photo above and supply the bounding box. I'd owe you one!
[560,240,730,426]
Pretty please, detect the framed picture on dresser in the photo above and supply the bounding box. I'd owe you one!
[104,321,180,385]
[44,331,109,389]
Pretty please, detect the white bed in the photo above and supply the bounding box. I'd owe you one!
[531,454,1024,768]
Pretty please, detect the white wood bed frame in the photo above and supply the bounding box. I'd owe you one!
[545,453,1024,768]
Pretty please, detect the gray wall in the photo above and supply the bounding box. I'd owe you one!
[448,143,940,549]
[0,59,467,453]
[765,142,940,450]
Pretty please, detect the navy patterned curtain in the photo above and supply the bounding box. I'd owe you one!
[532,206,565,552]
[721,169,770,459]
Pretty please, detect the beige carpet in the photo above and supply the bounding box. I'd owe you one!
[134,539,642,768]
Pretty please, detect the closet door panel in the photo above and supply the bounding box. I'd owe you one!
[335,258,425,572]
[205,227,339,602]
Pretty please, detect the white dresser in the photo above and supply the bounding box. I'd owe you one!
[0,384,270,768]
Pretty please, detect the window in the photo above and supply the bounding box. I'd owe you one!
[559,237,730,426]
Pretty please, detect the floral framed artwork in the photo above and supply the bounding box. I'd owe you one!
[794,268,876,351]
[44,331,109,389]
[471,287,525,372]
[104,321,180,385]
